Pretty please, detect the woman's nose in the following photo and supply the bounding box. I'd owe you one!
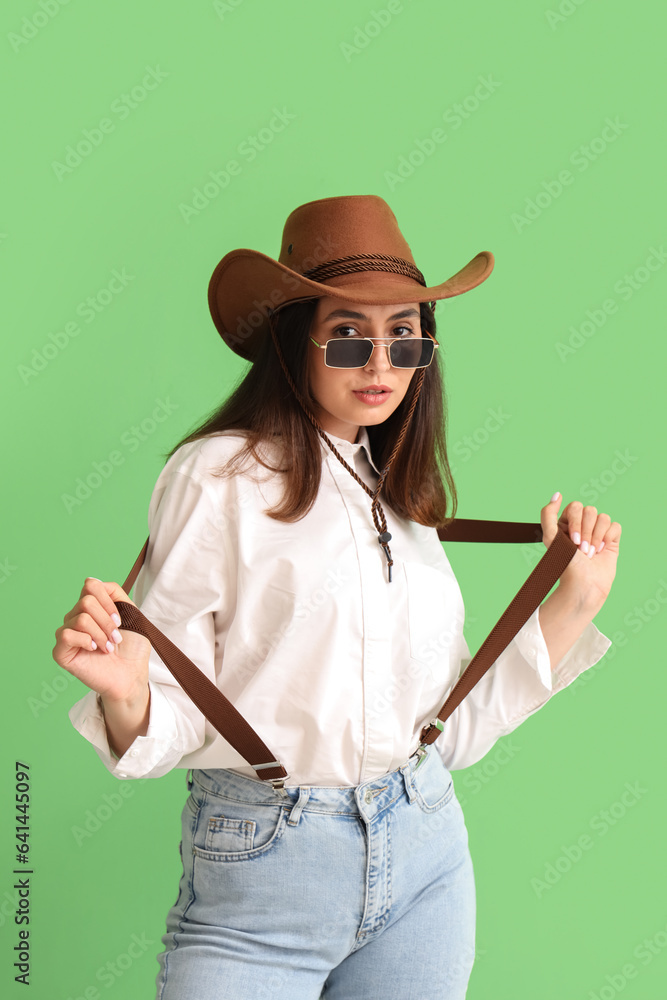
[364,341,392,372]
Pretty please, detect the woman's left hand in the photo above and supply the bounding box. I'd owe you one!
[540,492,622,612]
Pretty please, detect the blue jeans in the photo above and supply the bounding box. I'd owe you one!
[155,744,476,999]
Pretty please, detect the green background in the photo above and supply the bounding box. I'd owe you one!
[2,0,664,996]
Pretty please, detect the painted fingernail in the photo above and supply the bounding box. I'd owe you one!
[111,612,121,627]
[550,491,561,503]
[580,540,589,554]
[111,628,123,644]
[572,532,581,545]
[598,541,605,551]
[587,544,595,558]
[91,640,97,650]
[106,640,115,653]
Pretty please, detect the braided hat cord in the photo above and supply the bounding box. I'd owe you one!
[301,254,435,312]
[302,253,426,286]
[267,309,426,582]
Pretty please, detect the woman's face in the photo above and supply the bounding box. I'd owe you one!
[307,295,423,443]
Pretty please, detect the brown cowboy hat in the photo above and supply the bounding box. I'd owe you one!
[207,194,494,361]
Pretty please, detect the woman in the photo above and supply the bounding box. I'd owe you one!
[53,195,620,999]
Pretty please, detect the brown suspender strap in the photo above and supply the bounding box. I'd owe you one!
[419,523,577,746]
[437,518,543,544]
[122,538,149,595]
[115,519,576,781]
[113,599,288,785]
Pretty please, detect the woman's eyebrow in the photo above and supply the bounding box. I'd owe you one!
[322,308,420,322]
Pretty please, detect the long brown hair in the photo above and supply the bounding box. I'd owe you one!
[164,299,458,527]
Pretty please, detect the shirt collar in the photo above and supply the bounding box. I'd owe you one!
[321,425,381,475]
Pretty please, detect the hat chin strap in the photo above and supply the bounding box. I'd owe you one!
[267,309,426,583]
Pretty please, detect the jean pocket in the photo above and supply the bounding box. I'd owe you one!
[205,816,255,853]
[191,793,287,862]
[411,751,456,814]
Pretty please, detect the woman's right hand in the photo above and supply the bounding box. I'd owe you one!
[52,577,152,705]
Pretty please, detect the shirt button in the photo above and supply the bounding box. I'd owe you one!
[117,773,127,779]
[129,749,139,757]
[364,790,374,803]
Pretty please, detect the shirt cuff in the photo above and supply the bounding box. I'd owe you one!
[68,681,184,779]
[512,606,613,692]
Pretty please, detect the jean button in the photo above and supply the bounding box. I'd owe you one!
[364,790,373,804]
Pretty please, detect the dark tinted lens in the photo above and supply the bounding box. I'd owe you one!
[390,338,434,368]
[324,339,374,368]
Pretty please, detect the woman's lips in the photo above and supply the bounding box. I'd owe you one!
[352,387,393,406]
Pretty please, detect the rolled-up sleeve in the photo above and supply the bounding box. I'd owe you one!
[434,604,612,772]
[68,456,233,780]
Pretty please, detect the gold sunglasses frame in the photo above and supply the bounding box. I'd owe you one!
[308,331,439,370]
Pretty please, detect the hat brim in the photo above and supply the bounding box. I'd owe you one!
[208,248,494,361]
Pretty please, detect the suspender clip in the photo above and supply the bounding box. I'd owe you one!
[268,775,290,797]
[413,745,429,770]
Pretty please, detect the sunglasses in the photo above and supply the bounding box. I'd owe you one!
[308,334,439,369]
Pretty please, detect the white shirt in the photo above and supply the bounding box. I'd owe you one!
[68,427,612,786]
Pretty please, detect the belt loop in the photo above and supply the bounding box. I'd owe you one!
[186,768,193,791]
[287,787,310,827]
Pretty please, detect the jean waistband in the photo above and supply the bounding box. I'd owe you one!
[189,745,438,822]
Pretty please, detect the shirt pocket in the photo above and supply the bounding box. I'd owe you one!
[403,560,465,679]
